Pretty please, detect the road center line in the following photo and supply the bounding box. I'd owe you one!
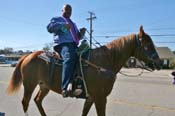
[111,99,175,112]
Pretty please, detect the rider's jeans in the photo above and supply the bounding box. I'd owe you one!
[54,42,77,90]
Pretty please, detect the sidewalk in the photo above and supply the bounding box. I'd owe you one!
[0,64,11,67]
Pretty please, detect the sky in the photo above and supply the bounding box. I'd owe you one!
[0,0,175,51]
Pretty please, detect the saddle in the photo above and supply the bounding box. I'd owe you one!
[38,51,90,99]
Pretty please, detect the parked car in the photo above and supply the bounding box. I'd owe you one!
[11,61,18,67]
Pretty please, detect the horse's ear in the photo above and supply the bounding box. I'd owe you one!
[139,25,145,37]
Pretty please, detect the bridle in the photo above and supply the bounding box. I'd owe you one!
[119,34,157,77]
[135,34,158,63]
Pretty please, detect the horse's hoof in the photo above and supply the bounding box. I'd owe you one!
[25,112,28,116]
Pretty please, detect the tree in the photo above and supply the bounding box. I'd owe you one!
[3,47,13,54]
[0,49,5,54]
[17,50,24,55]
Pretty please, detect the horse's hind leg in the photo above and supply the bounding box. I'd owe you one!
[34,87,49,116]
[22,82,37,114]
[81,97,93,116]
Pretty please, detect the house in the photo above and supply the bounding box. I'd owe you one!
[156,47,175,68]
[4,54,22,64]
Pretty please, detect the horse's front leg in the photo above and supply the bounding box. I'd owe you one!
[81,97,93,116]
[94,96,107,116]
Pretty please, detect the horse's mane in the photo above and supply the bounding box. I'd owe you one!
[105,34,136,51]
[90,34,137,71]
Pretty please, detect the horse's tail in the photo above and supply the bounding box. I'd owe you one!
[6,54,29,95]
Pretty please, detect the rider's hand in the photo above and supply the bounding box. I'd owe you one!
[80,28,86,36]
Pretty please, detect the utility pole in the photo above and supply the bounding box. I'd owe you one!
[86,11,96,48]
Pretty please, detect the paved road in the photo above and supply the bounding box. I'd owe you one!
[0,66,175,116]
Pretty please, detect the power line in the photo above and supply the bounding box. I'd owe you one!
[151,34,175,37]
[94,34,175,38]
[1,15,175,33]
[93,41,175,44]
[155,41,175,43]
[147,27,175,31]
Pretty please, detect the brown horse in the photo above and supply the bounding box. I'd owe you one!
[7,26,161,116]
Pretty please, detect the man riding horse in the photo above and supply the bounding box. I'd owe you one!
[47,4,86,98]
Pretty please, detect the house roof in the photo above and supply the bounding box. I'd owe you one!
[156,47,175,59]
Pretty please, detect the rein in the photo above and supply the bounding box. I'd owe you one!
[81,59,106,72]
[119,60,153,77]
[79,33,155,79]
[119,69,144,77]
[82,57,152,78]
[79,48,115,97]
[81,58,116,79]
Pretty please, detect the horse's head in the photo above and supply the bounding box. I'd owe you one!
[134,26,161,70]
